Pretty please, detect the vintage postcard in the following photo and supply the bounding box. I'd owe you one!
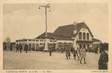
[0,0,112,73]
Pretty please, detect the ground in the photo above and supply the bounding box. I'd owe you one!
[3,51,100,70]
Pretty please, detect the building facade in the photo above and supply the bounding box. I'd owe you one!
[14,22,100,52]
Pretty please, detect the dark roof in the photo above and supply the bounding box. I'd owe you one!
[93,38,101,42]
[54,22,93,37]
[36,32,73,40]
[36,32,55,39]
[36,22,93,40]
[53,34,73,40]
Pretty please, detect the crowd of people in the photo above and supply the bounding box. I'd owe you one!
[65,46,108,69]
[16,44,29,53]
[65,47,86,64]
[6,43,108,70]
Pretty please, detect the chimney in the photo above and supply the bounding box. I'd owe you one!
[73,21,77,25]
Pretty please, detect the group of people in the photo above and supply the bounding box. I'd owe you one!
[65,47,86,64]
[15,44,108,70]
[16,44,28,53]
[65,47,108,69]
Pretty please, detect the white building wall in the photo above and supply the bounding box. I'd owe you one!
[55,40,73,49]
[77,28,93,41]
[56,40,73,43]
[73,28,93,49]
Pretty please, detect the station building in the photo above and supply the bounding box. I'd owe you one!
[15,22,98,51]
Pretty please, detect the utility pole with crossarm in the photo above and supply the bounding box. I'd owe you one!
[38,3,50,51]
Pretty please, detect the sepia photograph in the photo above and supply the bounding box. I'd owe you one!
[3,3,109,70]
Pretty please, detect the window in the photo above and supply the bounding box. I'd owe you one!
[40,43,44,45]
[58,42,63,44]
[79,32,82,40]
[50,39,54,42]
[40,40,43,42]
[36,40,39,41]
[83,33,86,40]
[87,44,89,48]
[87,33,89,40]
[79,44,82,48]
[29,39,31,41]
[83,44,86,48]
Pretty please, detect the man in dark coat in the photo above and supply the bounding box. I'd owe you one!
[19,44,22,53]
[71,47,76,60]
[98,49,108,70]
[49,47,52,56]
[65,47,71,60]
[24,44,28,53]
[16,44,18,52]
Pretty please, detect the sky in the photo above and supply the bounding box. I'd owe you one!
[3,3,109,42]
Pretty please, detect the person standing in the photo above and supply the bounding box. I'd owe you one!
[98,49,108,70]
[16,44,18,52]
[65,48,68,59]
[65,48,71,60]
[68,49,71,59]
[19,44,22,53]
[49,48,52,56]
[80,48,86,64]
[24,44,28,53]
[71,47,76,60]
[76,48,81,61]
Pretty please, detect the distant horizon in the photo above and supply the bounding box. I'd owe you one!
[3,3,109,43]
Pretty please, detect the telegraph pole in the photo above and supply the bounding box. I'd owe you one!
[39,4,50,51]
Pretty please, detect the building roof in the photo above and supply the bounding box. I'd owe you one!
[54,22,93,38]
[36,22,93,40]
[36,32,55,39]
[36,32,73,40]
[93,38,101,42]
